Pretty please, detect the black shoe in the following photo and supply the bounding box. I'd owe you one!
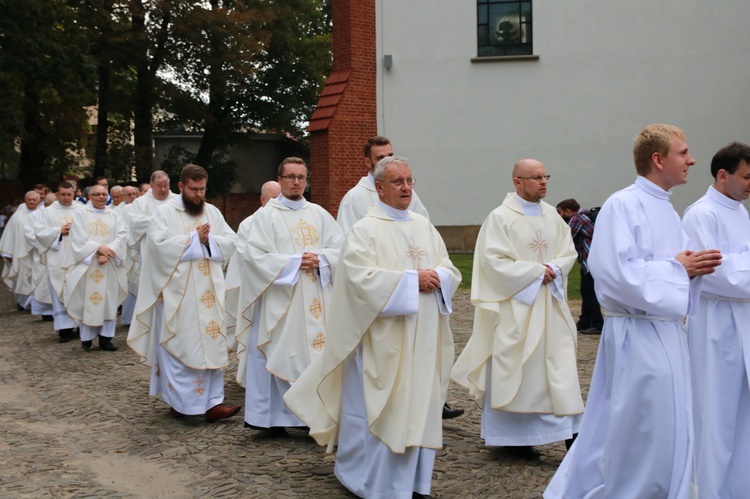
[42,315,54,322]
[59,329,73,343]
[442,403,464,420]
[17,304,25,311]
[580,327,601,335]
[81,340,92,350]
[413,493,432,498]
[99,336,118,351]
[565,433,578,451]
[244,422,287,436]
[505,445,541,460]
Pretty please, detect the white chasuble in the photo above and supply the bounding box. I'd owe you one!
[0,204,36,296]
[63,205,128,326]
[337,174,429,234]
[239,197,343,383]
[32,201,82,302]
[126,190,178,295]
[284,206,460,454]
[25,209,52,307]
[127,198,236,370]
[224,213,254,355]
[452,193,583,416]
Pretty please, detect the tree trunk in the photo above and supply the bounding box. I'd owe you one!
[93,58,110,180]
[18,86,47,188]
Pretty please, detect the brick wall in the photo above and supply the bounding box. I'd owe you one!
[208,193,261,231]
[308,0,377,216]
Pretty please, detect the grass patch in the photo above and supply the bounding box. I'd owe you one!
[449,253,582,300]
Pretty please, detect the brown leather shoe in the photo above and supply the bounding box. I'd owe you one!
[205,404,241,423]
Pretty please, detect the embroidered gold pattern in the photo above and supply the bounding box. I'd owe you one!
[186,218,205,234]
[61,214,74,225]
[197,258,211,276]
[193,377,205,396]
[204,321,221,340]
[312,332,326,352]
[88,292,103,305]
[89,269,104,283]
[200,290,216,309]
[88,219,109,237]
[305,269,317,282]
[167,381,174,391]
[309,298,322,319]
[528,230,549,262]
[405,237,427,267]
[291,219,319,247]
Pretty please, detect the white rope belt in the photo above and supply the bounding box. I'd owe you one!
[603,311,680,322]
[701,293,750,303]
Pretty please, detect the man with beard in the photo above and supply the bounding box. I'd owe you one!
[124,171,177,325]
[63,184,128,351]
[239,157,343,434]
[31,182,83,342]
[127,164,240,423]
[0,190,41,310]
[452,159,583,459]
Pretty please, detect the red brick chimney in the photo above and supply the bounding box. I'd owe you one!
[307,0,377,215]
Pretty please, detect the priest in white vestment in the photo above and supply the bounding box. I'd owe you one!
[545,124,723,498]
[452,159,583,459]
[238,158,343,432]
[0,191,41,310]
[285,156,460,498]
[124,171,177,324]
[682,141,750,498]
[32,182,83,342]
[337,136,428,234]
[63,185,128,351]
[127,164,241,423]
[26,206,54,319]
[337,136,464,421]
[226,181,280,355]
[116,185,139,325]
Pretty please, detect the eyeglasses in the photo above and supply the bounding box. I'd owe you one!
[381,178,416,187]
[183,185,206,193]
[280,175,307,182]
[515,175,550,182]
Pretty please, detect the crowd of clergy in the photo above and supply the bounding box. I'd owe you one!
[1,125,748,498]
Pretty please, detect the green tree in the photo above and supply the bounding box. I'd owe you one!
[0,0,96,187]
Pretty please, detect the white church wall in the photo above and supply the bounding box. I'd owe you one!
[376,0,750,226]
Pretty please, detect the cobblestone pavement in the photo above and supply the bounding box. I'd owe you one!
[0,288,598,498]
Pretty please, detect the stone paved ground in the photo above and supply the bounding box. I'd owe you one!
[0,288,599,498]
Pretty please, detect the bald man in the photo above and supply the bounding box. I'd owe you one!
[226,181,281,353]
[452,159,583,459]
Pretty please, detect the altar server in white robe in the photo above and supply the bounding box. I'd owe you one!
[682,141,750,498]
[63,185,128,351]
[545,124,723,499]
[285,156,460,498]
[124,171,177,322]
[0,191,41,310]
[32,182,83,342]
[239,157,343,432]
[127,164,241,423]
[226,181,280,355]
[452,159,583,459]
[337,136,428,234]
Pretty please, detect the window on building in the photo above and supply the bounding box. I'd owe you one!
[477,0,532,57]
